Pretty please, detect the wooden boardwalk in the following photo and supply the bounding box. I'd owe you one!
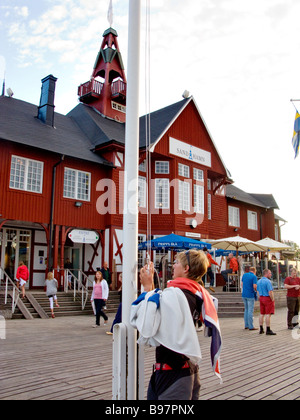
[0,307,299,400]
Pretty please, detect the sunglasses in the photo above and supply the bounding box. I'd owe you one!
[173,251,190,267]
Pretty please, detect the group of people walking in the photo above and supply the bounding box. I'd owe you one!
[15,260,114,323]
[17,256,300,334]
[16,261,60,318]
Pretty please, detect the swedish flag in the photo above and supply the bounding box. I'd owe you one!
[292,111,300,158]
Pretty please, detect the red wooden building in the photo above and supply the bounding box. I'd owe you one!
[0,26,281,289]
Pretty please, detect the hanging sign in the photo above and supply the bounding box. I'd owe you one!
[68,230,99,244]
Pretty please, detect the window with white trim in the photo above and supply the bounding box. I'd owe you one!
[275,224,279,241]
[178,163,189,178]
[155,161,169,174]
[207,193,212,219]
[111,101,126,113]
[207,178,211,190]
[10,155,43,193]
[155,178,169,208]
[194,184,204,214]
[179,180,190,211]
[228,206,240,227]
[193,168,204,182]
[138,176,146,208]
[64,168,91,201]
[247,210,258,230]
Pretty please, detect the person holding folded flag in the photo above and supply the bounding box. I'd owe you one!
[130,249,222,400]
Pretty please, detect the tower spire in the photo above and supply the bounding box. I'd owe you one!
[77,26,127,122]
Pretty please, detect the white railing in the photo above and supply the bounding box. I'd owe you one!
[78,79,103,97]
[64,269,93,310]
[0,267,20,314]
[111,79,126,96]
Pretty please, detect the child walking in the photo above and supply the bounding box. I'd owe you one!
[45,272,60,318]
[16,261,29,299]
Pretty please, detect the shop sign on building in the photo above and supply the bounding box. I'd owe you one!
[68,230,99,244]
[169,137,211,167]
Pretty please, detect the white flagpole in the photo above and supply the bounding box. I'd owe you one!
[107,0,113,27]
[121,0,141,400]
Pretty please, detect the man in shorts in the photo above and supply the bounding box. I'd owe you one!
[257,269,276,335]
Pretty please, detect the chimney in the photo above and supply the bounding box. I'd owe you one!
[37,74,57,126]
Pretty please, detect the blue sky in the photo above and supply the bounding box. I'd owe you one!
[1,0,300,244]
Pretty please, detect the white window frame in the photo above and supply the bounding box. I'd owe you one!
[275,224,279,241]
[207,178,211,191]
[111,101,126,113]
[178,163,190,178]
[194,184,204,214]
[63,167,91,201]
[138,234,146,268]
[228,206,240,227]
[179,180,190,212]
[155,178,169,209]
[138,176,147,208]
[193,168,204,182]
[247,210,258,230]
[207,193,212,220]
[10,155,44,194]
[155,161,169,174]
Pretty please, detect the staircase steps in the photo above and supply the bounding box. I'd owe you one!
[32,291,120,318]
[3,289,243,319]
[3,291,120,319]
[212,292,244,318]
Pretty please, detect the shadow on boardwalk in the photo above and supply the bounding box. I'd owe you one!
[0,307,299,400]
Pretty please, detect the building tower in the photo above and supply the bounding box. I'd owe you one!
[77,28,127,123]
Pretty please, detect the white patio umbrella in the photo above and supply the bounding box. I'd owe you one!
[210,235,268,254]
[255,237,291,251]
[209,236,267,291]
[255,237,292,288]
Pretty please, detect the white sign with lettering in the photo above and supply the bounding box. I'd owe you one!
[169,137,211,167]
[68,230,99,244]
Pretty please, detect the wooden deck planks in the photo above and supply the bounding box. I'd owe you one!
[0,307,299,400]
